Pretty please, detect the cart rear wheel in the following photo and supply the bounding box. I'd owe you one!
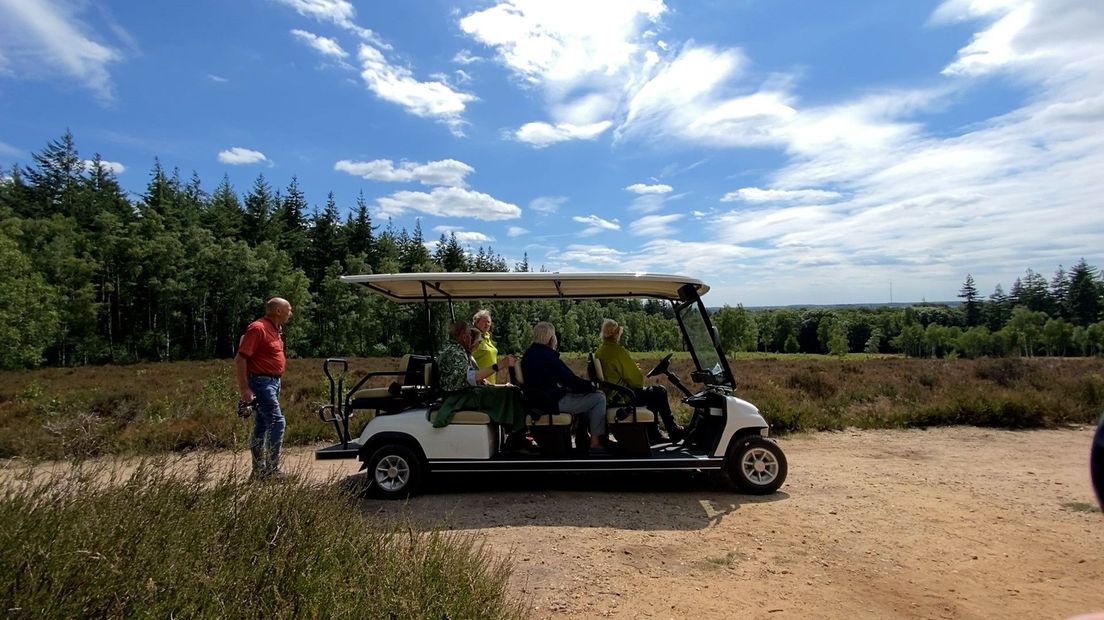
[726,436,787,494]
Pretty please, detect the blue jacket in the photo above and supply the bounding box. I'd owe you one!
[520,343,594,412]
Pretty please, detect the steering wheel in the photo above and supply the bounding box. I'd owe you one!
[646,353,673,378]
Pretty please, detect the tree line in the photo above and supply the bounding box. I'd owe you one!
[2,132,1102,369]
[0,132,680,369]
[713,264,1104,358]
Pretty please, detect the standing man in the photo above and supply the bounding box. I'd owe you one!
[236,297,293,478]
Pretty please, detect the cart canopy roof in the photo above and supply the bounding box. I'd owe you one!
[341,272,708,303]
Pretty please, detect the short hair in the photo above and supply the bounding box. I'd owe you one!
[472,309,491,324]
[448,320,470,342]
[601,318,623,342]
[266,297,289,314]
[532,321,556,346]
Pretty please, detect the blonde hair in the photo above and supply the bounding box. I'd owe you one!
[600,318,623,342]
[532,321,557,347]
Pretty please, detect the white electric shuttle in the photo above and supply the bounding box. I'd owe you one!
[315,272,787,498]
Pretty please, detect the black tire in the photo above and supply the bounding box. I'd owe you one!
[725,436,787,494]
[366,444,423,499]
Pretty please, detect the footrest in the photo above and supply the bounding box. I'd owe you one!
[315,441,361,460]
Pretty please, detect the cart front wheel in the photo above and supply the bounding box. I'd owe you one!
[726,436,787,494]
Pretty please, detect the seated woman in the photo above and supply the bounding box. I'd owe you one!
[434,320,536,453]
[594,318,685,443]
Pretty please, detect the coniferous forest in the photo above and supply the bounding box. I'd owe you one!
[1,132,1103,370]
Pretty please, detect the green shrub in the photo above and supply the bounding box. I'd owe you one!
[0,461,527,619]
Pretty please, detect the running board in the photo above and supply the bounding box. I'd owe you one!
[315,441,362,460]
[429,456,724,473]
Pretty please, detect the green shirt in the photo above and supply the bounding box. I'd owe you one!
[472,331,498,370]
[438,342,475,392]
[595,340,643,404]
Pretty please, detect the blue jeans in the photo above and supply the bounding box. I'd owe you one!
[249,375,285,474]
[559,392,607,437]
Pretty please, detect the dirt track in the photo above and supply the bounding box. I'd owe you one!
[5,427,1103,619]
[337,427,1104,619]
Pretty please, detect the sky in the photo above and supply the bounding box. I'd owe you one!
[0,0,1101,307]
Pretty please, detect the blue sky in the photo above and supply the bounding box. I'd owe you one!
[1,0,1101,306]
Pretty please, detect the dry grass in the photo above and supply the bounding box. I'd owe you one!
[1,356,1102,460]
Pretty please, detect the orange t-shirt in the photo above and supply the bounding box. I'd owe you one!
[238,317,286,377]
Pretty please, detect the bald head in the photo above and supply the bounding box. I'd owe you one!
[266,297,293,326]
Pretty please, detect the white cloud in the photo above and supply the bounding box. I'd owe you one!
[454,231,495,244]
[459,1,665,85]
[0,0,124,101]
[550,244,626,266]
[273,0,386,47]
[721,187,842,203]
[83,159,125,175]
[291,29,349,59]
[453,49,482,65]
[357,44,476,136]
[630,213,683,236]
[208,74,229,83]
[573,214,621,236]
[377,187,521,221]
[334,158,473,187]
[530,195,567,214]
[218,147,268,165]
[455,69,472,83]
[507,225,529,237]
[514,121,612,147]
[461,0,664,144]
[625,183,672,194]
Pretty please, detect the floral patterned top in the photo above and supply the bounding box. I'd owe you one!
[438,341,476,392]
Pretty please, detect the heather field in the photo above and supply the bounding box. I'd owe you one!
[1,355,1102,460]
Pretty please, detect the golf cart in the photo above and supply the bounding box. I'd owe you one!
[316,272,786,498]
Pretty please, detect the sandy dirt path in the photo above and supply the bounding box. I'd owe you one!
[4,427,1102,619]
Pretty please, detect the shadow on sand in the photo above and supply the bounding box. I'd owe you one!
[340,470,789,531]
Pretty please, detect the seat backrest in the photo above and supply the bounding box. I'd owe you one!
[591,355,606,382]
[402,354,434,387]
[510,362,525,386]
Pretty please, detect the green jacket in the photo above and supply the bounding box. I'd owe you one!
[595,340,643,404]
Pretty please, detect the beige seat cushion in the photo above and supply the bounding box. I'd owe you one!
[531,413,573,426]
[606,407,656,424]
[450,410,492,425]
[351,387,392,400]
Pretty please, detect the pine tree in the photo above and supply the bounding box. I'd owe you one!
[275,176,309,267]
[307,192,345,286]
[205,175,244,240]
[958,274,981,326]
[1067,258,1102,326]
[434,232,467,272]
[22,130,83,219]
[242,174,274,246]
[345,191,378,269]
[514,252,530,272]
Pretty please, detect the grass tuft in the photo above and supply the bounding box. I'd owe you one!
[0,459,527,619]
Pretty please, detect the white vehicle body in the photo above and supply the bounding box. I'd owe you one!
[315,272,787,497]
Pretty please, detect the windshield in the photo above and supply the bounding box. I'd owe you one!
[676,301,732,386]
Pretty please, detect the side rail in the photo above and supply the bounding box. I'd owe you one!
[319,358,350,446]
